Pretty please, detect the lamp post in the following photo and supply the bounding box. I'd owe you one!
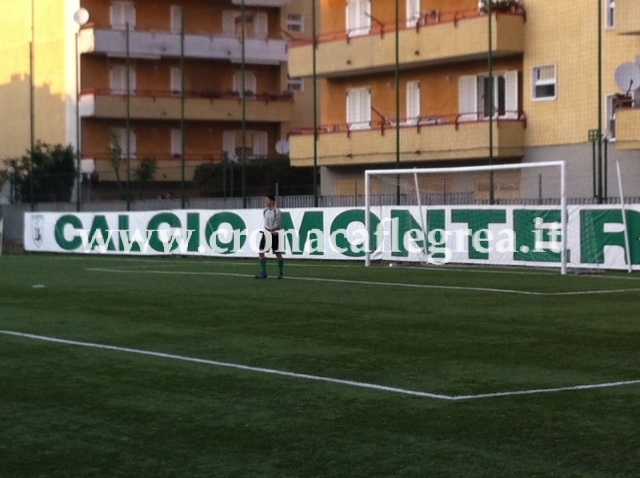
[125,21,131,211]
[312,0,318,207]
[73,8,89,211]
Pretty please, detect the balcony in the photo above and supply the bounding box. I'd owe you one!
[79,27,288,65]
[80,89,294,123]
[614,106,640,150]
[288,9,525,78]
[288,114,525,167]
[232,0,291,5]
[616,0,640,35]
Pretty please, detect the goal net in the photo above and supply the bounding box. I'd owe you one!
[364,161,568,274]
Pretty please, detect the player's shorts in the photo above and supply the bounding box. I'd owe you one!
[259,230,281,253]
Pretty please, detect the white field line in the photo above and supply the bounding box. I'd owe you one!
[2,330,640,402]
[85,267,640,296]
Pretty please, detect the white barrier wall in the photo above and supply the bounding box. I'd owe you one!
[23,205,639,270]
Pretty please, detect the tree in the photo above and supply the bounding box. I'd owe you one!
[134,157,158,199]
[107,129,124,197]
[16,141,76,203]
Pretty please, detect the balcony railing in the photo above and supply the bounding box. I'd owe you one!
[288,112,526,167]
[79,25,288,64]
[287,7,525,78]
[79,88,294,122]
[289,7,526,47]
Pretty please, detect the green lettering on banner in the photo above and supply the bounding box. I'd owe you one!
[205,212,246,254]
[330,210,379,258]
[118,215,141,252]
[451,209,507,260]
[281,211,324,255]
[580,209,640,264]
[391,210,424,258]
[186,213,201,252]
[55,215,83,250]
[88,215,116,252]
[427,209,446,261]
[513,210,561,262]
[147,213,182,252]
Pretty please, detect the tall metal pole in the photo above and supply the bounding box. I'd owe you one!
[29,0,35,210]
[597,0,604,204]
[75,30,81,211]
[312,0,318,207]
[180,8,186,209]
[125,22,131,210]
[488,0,495,205]
[241,0,247,208]
[395,0,401,205]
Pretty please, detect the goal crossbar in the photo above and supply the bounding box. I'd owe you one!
[364,161,567,274]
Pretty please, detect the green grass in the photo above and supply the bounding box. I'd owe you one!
[1,254,639,477]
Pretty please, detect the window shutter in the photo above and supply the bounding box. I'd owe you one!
[223,131,236,161]
[458,75,477,122]
[406,0,421,28]
[406,80,421,124]
[170,6,183,34]
[171,129,182,156]
[110,65,125,95]
[347,87,371,130]
[255,12,268,39]
[504,70,519,119]
[170,67,182,95]
[222,11,235,36]
[254,131,268,156]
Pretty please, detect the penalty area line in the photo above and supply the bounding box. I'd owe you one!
[0,330,451,401]
[2,330,639,401]
[86,267,640,296]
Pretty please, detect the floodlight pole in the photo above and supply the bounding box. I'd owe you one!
[394,0,401,205]
[29,0,35,211]
[312,0,319,207]
[180,7,186,209]
[241,0,247,208]
[488,0,495,205]
[125,21,131,211]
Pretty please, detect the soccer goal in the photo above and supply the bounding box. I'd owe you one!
[364,161,568,274]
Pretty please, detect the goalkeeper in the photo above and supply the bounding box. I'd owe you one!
[255,194,284,279]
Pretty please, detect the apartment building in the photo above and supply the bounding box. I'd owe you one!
[287,0,640,199]
[0,0,312,191]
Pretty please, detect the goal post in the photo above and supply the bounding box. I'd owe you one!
[364,161,567,274]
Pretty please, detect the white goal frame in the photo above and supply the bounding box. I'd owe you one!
[364,161,567,274]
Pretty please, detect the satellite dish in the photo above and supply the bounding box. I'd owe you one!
[275,139,290,155]
[614,62,640,93]
[73,8,90,26]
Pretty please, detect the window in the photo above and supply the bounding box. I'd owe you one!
[347,87,372,130]
[170,67,182,96]
[606,94,617,140]
[223,11,268,39]
[458,71,519,121]
[170,6,183,34]
[286,14,304,33]
[346,0,371,37]
[287,77,304,92]
[233,70,257,96]
[110,64,136,95]
[406,80,421,124]
[110,1,136,30]
[171,129,182,156]
[113,127,137,159]
[223,130,268,161]
[532,64,556,101]
[606,0,615,29]
[406,0,421,28]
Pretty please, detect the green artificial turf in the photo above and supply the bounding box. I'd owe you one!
[1,254,639,477]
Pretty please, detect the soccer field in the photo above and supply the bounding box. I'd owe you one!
[1,254,639,477]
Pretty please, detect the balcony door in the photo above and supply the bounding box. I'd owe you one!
[406,0,421,28]
[347,87,371,130]
[110,64,136,95]
[110,1,136,30]
[459,71,518,121]
[346,0,371,37]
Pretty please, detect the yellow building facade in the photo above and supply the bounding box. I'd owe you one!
[287,0,640,199]
[0,0,313,187]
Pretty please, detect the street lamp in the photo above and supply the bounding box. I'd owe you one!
[73,8,89,211]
